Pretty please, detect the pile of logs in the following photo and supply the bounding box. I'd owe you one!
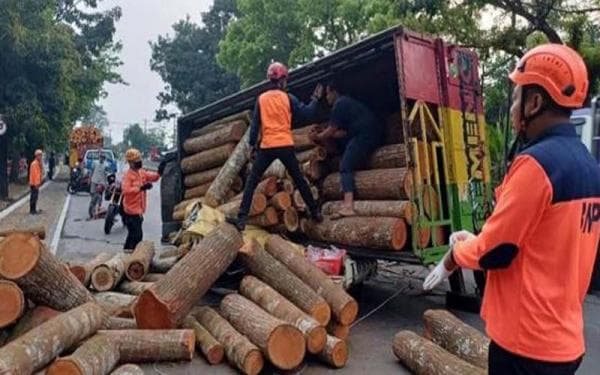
[70,126,103,147]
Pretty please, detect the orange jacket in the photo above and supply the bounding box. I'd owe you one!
[122,168,160,216]
[453,125,600,362]
[29,160,43,187]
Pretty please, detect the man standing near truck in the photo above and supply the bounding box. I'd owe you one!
[29,149,43,215]
[88,152,108,219]
[424,44,599,374]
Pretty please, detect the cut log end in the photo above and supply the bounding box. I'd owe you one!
[46,361,83,375]
[392,220,408,251]
[267,325,306,370]
[244,350,264,375]
[91,266,117,292]
[281,208,299,232]
[126,262,145,281]
[417,226,432,249]
[133,289,172,329]
[306,326,327,354]
[0,280,25,328]
[310,302,332,326]
[339,300,359,326]
[0,233,41,279]
[69,265,86,284]
[206,345,225,365]
[322,336,348,368]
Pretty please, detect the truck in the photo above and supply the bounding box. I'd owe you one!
[69,126,117,174]
[571,96,600,162]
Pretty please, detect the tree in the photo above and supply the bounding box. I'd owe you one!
[122,124,167,154]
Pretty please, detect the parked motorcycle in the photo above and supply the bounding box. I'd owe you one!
[67,167,91,194]
[104,173,123,234]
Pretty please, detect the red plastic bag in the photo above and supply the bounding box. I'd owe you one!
[306,245,346,276]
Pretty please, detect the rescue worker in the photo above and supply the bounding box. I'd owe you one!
[88,152,108,219]
[424,44,599,374]
[227,62,323,230]
[29,149,44,215]
[311,80,383,217]
[121,148,160,251]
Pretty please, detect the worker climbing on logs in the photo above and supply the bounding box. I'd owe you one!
[423,44,599,375]
[227,62,324,231]
[29,149,44,215]
[122,148,161,252]
[310,79,383,218]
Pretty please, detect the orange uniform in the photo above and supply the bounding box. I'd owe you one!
[29,159,43,187]
[122,168,160,215]
[453,125,600,362]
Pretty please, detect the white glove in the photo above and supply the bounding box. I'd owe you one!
[423,250,454,291]
[449,230,475,246]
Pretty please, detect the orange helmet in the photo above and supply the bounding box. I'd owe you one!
[509,44,588,108]
[267,62,288,81]
[125,148,142,162]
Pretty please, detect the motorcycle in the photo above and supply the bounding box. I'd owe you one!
[67,167,91,194]
[104,173,123,234]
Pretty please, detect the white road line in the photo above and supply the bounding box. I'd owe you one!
[51,193,71,255]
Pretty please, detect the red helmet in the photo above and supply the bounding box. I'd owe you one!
[267,62,288,81]
[509,44,588,108]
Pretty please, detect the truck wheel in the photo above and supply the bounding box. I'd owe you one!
[104,205,117,234]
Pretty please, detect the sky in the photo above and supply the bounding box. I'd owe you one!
[97,0,212,143]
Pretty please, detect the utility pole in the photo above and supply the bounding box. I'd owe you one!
[0,115,8,199]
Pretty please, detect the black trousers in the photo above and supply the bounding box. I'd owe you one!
[123,213,143,251]
[29,186,39,213]
[238,146,318,220]
[489,341,582,375]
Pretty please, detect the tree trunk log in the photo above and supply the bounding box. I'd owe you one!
[265,235,358,325]
[0,280,24,328]
[293,133,316,150]
[422,185,440,220]
[204,128,251,208]
[293,186,318,212]
[0,233,93,310]
[111,364,144,375]
[184,182,212,199]
[239,240,330,325]
[327,320,350,340]
[184,120,247,155]
[69,253,113,287]
[280,208,299,232]
[189,111,251,138]
[257,176,278,197]
[423,309,489,369]
[7,306,60,341]
[0,302,107,375]
[220,294,306,370]
[318,335,348,368]
[0,225,46,240]
[133,223,242,329]
[91,253,128,292]
[184,167,222,188]
[269,192,292,211]
[173,198,202,214]
[142,273,165,282]
[392,330,485,375]
[218,193,267,217]
[367,144,407,169]
[105,317,137,330]
[302,216,407,251]
[263,160,286,179]
[192,306,263,375]
[150,256,178,274]
[158,244,190,260]
[183,315,224,365]
[296,147,326,163]
[239,275,326,354]
[125,241,155,281]
[246,206,279,227]
[322,168,413,201]
[322,200,417,225]
[117,281,153,295]
[302,160,326,181]
[280,179,294,194]
[180,143,235,174]
[93,292,136,318]
[47,334,119,375]
[98,329,195,362]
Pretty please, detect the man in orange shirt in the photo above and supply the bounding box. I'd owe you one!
[121,148,160,251]
[424,44,599,374]
[29,149,44,215]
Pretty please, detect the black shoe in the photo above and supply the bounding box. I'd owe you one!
[225,216,246,231]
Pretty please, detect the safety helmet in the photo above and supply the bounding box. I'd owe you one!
[509,44,588,108]
[267,62,288,81]
[125,148,142,162]
[34,149,43,156]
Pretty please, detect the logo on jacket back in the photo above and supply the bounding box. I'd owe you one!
[581,202,600,233]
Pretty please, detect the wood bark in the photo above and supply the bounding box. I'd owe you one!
[192,306,263,375]
[0,279,25,328]
[104,317,137,330]
[172,209,185,221]
[133,223,242,329]
[240,275,326,354]
[318,335,348,368]
[296,147,326,163]
[69,253,112,287]
[293,186,319,212]
[293,133,316,150]
[91,253,128,292]
[422,185,440,220]
[183,167,222,188]
[184,181,211,199]
[125,241,155,281]
[183,315,224,365]
[189,110,251,138]
[322,168,413,201]
[280,179,294,194]
[220,294,306,370]
[117,281,153,295]
[415,226,432,249]
[327,320,350,340]
[204,127,251,208]
[293,124,322,136]
[269,192,292,211]
[246,206,279,227]
[183,120,247,155]
[322,200,417,225]
[392,330,485,375]
[302,160,326,181]
[265,235,358,325]
[47,334,119,375]
[431,226,447,247]
[218,193,267,217]
[263,160,287,179]
[94,292,136,318]
[143,273,165,282]
[0,233,93,310]
[7,306,60,341]
[366,143,407,169]
[280,208,299,232]
[180,143,235,174]
[110,364,144,375]
[0,226,46,240]
[158,244,190,260]
[423,309,489,369]
[173,198,202,213]
[239,240,331,325]
[98,329,195,362]
[302,216,407,251]
[256,176,278,197]
[150,256,178,274]
[0,302,107,375]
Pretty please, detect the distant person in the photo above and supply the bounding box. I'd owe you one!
[121,148,160,251]
[88,152,108,219]
[29,149,43,215]
[48,152,56,180]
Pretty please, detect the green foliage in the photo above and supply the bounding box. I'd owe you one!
[122,123,167,154]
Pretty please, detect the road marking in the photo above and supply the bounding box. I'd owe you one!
[51,193,71,255]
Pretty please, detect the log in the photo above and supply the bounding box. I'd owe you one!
[423,309,489,369]
[0,302,107,375]
[220,294,306,370]
[269,192,292,211]
[183,315,224,365]
[322,200,417,225]
[256,176,278,197]
[246,206,279,227]
[239,275,326,354]
[218,193,267,217]
[150,256,178,274]
[180,143,235,174]
[280,179,294,194]
[192,306,263,375]
[280,208,299,232]
[322,168,413,201]
[111,364,144,375]
[184,167,222,188]
[98,329,195,362]
[293,133,316,150]
[422,185,441,220]
[431,226,447,247]
[415,226,432,249]
[367,143,407,169]
[263,160,286,179]
[184,181,212,199]
[91,253,128,292]
[239,240,330,325]
[183,120,247,154]
[302,160,326,181]
[105,317,137,330]
[94,292,135,318]
[47,334,120,375]
[265,235,358,325]
[327,320,350,340]
[189,111,251,138]
[392,330,485,375]
[0,233,93,310]
[318,335,348,368]
[302,217,407,251]
[8,306,60,341]
[173,198,202,213]
[69,253,113,287]
[0,280,24,328]
[158,244,190,260]
[172,209,185,221]
[293,124,322,136]
[0,226,46,240]
[117,281,153,295]
[143,273,165,282]
[125,241,155,281]
[296,147,326,163]
[133,223,243,329]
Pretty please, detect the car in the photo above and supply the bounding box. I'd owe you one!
[84,149,118,174]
